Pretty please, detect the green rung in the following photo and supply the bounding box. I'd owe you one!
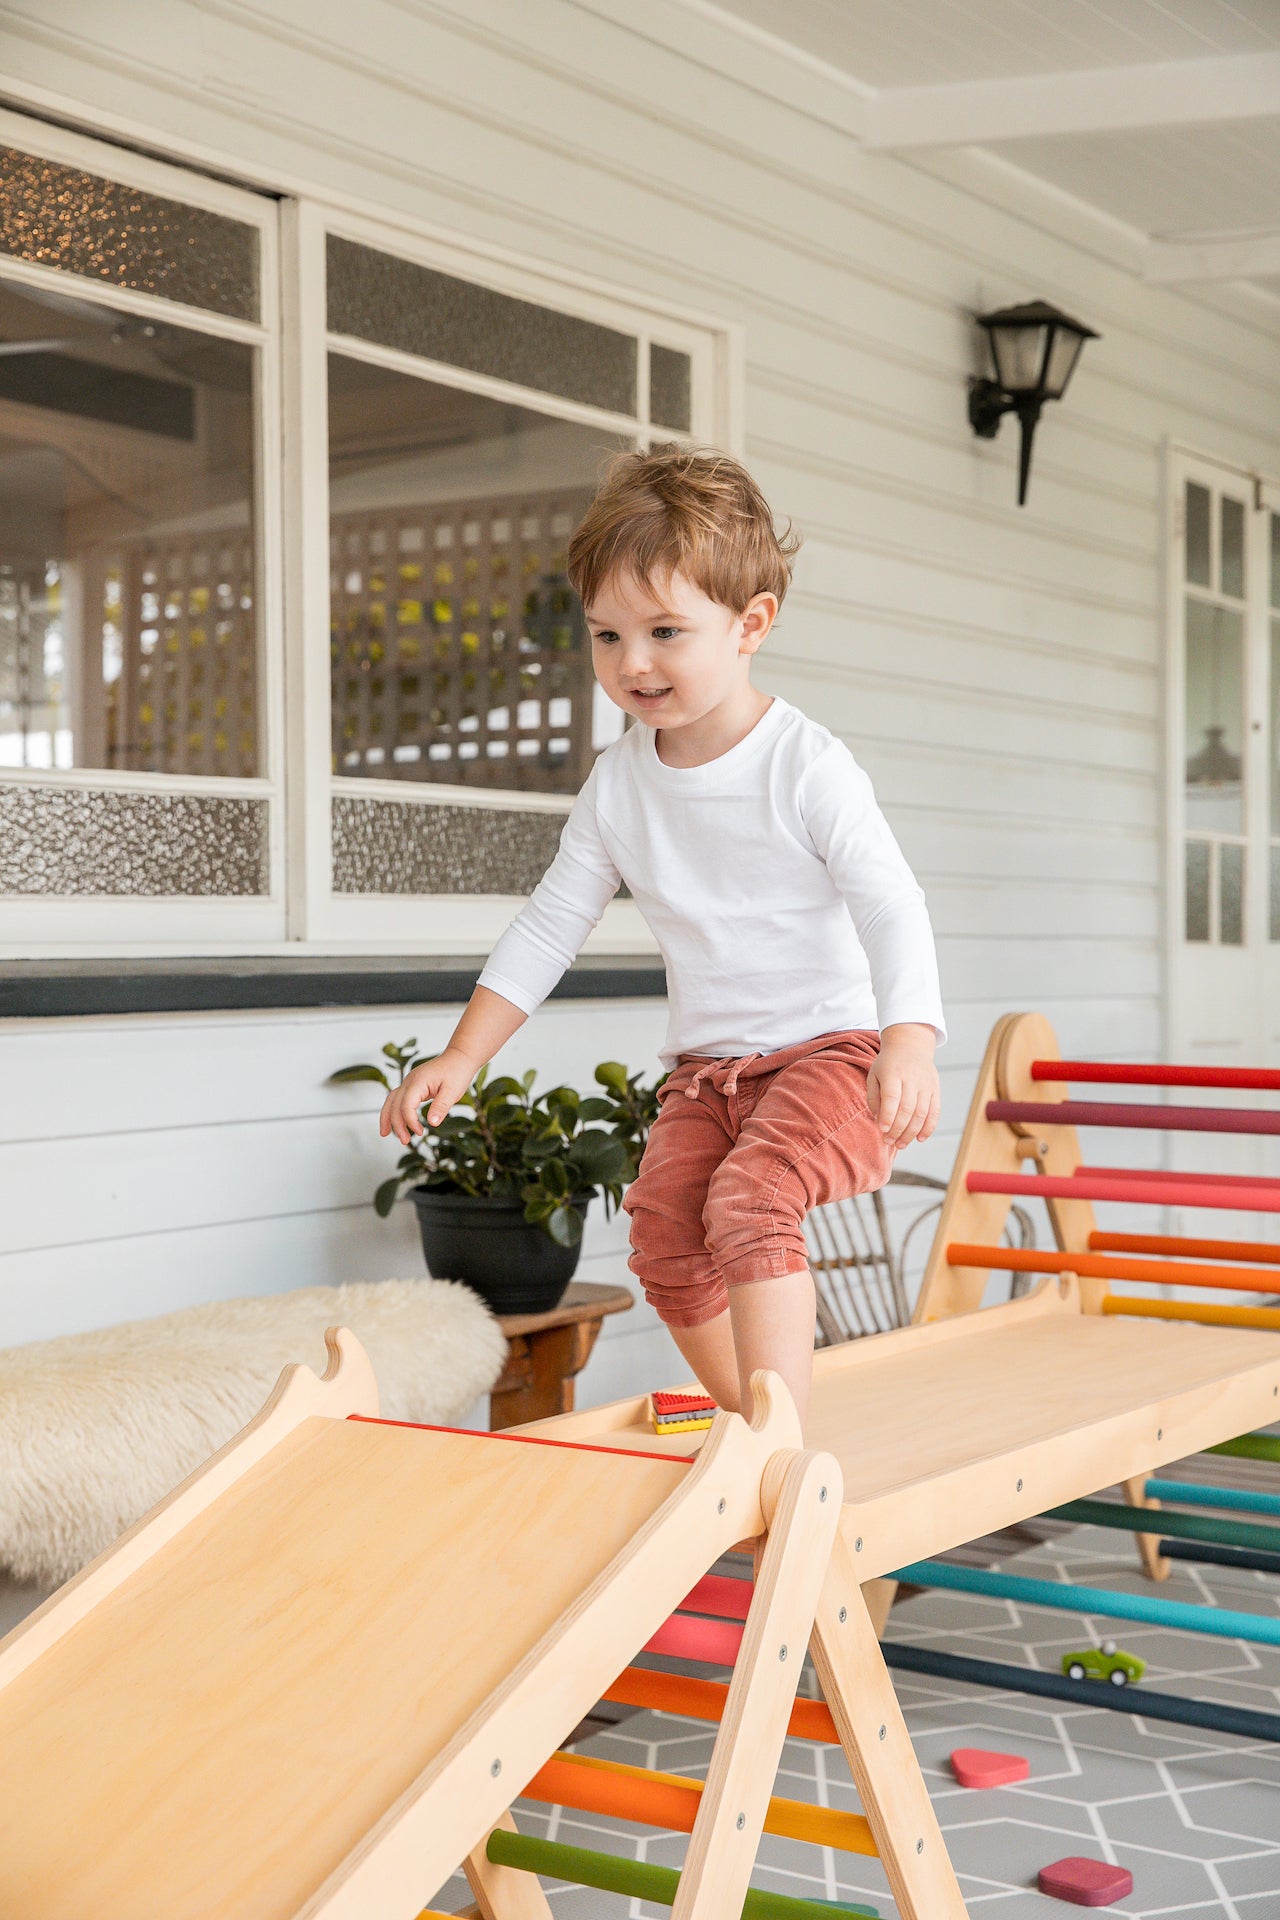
[485,1829,879,1917]
[1048,1496,1280,1556]
[1209,1432,1280,1464]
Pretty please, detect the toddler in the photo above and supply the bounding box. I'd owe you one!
[381,447,944,1426]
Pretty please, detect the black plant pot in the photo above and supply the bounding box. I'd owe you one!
[409,1187,589,1316]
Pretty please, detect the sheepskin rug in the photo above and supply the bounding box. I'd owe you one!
[0,1279,507,1589]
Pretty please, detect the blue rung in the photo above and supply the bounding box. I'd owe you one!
[893,1558,1280,1646]
[1146,1477,1280,1519]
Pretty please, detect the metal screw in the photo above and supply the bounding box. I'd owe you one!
[1157,1428,1163,1441]
[855,1536,863,1552]
[838,1606,848,1624]
[1016,1478,1023,1492]
[736,1813,746,1831]
[718,1498,726,1515]
[878,1724,886,1741]
[916,1839,924,1855]
[779,1644,788,1662]
[490,1759,502,1778]
[819,1486,828,1503]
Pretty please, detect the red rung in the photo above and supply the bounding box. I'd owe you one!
[643,1612,745,1665]
[1032,1059,1280,1092]
[987,1099,1280,1137]
[1078,1164,1280,1192]
[966,1170,1280,1213]
[680,1572,753,1620]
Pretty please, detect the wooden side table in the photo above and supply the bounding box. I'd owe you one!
[489,1281,634,1430]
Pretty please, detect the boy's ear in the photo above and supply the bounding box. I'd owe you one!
[738,591,779,655]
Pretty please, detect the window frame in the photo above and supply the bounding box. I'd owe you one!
[0,105,285,954]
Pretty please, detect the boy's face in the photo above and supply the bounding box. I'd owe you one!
[584,570,776,733]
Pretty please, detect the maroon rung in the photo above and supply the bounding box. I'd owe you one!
[987,1099,1280,1137]
[966,1170,1280,1213]
[1032,1059,1280,1092]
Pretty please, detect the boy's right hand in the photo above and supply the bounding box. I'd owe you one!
[380,1046,478,1144]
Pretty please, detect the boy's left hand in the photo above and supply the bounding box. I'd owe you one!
[867,1023,940,1147]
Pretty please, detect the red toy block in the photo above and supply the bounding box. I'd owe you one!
[1038,1857,1134,1906]
[949,1747,1030,1789]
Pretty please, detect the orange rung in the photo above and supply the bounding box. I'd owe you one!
[601,1665,840,1745]
[1091,1231,1280,1266]
[1101,1295,1280,1331]
[946,1243,1280,1295]
[523,1751,877,1857]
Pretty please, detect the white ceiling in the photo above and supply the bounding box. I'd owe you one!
[702,0,1280,301]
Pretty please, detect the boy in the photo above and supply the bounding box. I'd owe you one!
[381,446,943,1426]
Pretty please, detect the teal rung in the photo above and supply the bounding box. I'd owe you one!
[1146,1478,1280,1519]
[485,1829,879,1917]
[892,1558,1280,1646]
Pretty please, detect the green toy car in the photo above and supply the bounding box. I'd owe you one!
[1062,1639,1145,1687]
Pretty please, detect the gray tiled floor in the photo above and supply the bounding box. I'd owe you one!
[430,1526,1280,1918]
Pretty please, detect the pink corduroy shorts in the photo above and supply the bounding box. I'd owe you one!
[623,1028,894,1330]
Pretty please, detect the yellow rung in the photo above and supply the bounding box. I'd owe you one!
[1102,1294,1280,1332]
[559,1749,879,1857]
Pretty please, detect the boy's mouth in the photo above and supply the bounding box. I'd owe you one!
[630,686,672,705]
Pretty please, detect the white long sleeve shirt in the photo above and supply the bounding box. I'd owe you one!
[479,696,945,1067]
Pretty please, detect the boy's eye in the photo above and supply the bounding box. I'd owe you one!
[591,630,619,644]
[652,626,680,640]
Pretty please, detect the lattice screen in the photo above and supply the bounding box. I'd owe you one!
[329,484,593,795]
[105,532,258,777]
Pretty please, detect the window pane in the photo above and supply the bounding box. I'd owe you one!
[1272,617,1280,838]
[0,146,258,321]
[1221,494,1246,599]
[328,353,626,794]
[1271,843,1280,944]
[1185,839,1210,942]
[650,343,692,432]
[1271,510,1280,610]
[0,278,260,776]
[1185,481,1211,587]
[1219,839,1244,945]
[1184,596,1244,834]
[327,237,637,417]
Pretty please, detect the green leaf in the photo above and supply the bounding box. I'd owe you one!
[521,1069,538,1093]
[594,1060,629,1095]
[546,1203,584,1247]
[577,1096,614,1121]
[570,1131,631,1184]
[373,1175,403,1217]
[482,1075,527,1101]
[328,1064,391,1087]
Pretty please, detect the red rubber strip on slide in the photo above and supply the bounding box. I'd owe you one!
[987,1098,1280,1136]
[1031,1058,1280,1091]
[965,1171,1280,1213]
[347,1416,694,1467]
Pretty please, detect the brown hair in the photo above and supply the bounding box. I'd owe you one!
[566,443,800,615]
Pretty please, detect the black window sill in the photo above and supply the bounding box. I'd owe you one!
[0,955,667,1019]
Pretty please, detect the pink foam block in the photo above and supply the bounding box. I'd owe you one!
[949,1747,1030,1789]
[1038,1857,1134,1907]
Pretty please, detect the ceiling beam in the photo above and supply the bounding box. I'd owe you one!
[1143,231,1280,283]
[862,49,1280,150]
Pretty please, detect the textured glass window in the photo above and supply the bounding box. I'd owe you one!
[327,236,636,416]
[1184,598,1244,836]
[1185,481,1211,587]
[0,786,267,894]
[0,147,258,321]
[1185,840,1210,944]
[331,794,565,894]
[329,353,627,795]
[1219,840,1244,945]
[650,342,692,432]
[0,279,260,778]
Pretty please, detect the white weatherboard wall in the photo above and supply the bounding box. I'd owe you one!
[1,1,1280,1378]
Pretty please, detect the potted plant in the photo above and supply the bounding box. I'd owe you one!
[329,1041,663,1315]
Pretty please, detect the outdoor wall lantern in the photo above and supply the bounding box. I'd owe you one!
[968,300,1099,506]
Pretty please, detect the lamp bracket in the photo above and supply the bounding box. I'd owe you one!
[968,376,1011,439]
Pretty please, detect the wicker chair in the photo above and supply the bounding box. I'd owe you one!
[806,1170,1036,1346]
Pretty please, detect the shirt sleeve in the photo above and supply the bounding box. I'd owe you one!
[799,741,947,1043]
[477,765,621,1015]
